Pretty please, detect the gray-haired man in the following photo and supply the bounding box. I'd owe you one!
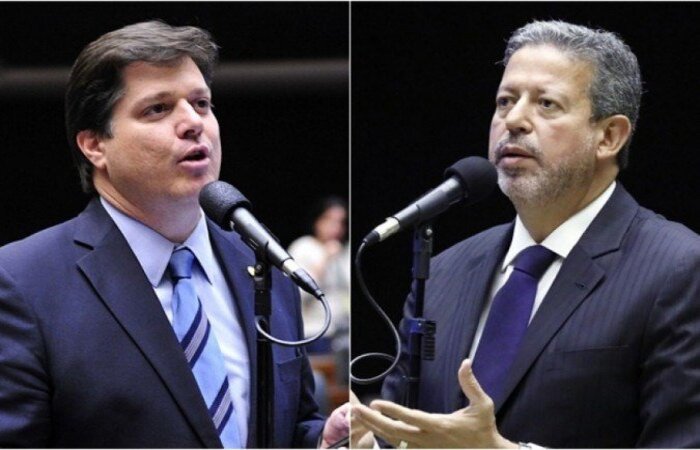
[353,20,700,448]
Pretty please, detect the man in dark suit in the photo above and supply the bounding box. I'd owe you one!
[352,20,700,448]
[0,21,348,448]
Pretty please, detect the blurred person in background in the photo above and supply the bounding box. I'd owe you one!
[289,196,350,352]
[289,197,350,416]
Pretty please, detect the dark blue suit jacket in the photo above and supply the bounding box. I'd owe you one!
[382,184,700,447]
[0,198,325,448]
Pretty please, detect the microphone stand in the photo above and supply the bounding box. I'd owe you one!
[250,252,274,448]
[404,222,437,408]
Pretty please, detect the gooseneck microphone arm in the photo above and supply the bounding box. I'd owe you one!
[200,181,325,299]
[199,180,331,346]
[200,181,333,448]
[363,156,497,246]
[351,156,497,401]
[362,177,462,246]
[222,206,324,300]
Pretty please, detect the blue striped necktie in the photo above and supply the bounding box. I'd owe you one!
[169,247,242,448]
[472,245,556,401]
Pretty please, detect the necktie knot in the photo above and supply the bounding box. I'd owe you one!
[513,245,556,279]
[168,247,195,281]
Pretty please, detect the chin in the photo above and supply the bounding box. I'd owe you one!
[498,173,549,206]
[193,174,218,191]
[169,182,209,204]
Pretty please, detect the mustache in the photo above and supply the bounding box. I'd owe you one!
[493,137,541,161]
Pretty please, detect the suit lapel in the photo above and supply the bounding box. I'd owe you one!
[207,224,258,448]
[495,184,640,412]
[74,199,222,448]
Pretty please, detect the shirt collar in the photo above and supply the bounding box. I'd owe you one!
[500,181,617,272]
[100,197,214,286]
[180,213,216,286]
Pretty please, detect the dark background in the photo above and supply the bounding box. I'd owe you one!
[0,2,348,247]
[3,0,700,403]
[351,2,700,398]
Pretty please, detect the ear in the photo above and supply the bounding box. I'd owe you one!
[76,130,108,169]
[595,114,632,163]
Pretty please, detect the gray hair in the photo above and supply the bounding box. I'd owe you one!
[504,20,642,169]
[65,20,219,193]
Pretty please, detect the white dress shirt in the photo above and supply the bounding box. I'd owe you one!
[101,198,250,444]
[468,181,616,360]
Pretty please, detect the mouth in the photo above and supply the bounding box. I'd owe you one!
[179,145,210,163]
[497,145,535,164]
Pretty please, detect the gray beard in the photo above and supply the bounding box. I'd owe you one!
[497,151,594,208]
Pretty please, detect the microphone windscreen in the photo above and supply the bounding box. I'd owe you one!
[444,156,497,204]
[199,181,252,230]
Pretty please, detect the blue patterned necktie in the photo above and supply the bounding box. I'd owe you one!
[472,245,556,401]
[169,247,242,448]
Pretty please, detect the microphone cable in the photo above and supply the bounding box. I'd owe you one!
[349,157,497,384]
[199,180,333,348]
[349,240,404,385]
[255,292,331,348]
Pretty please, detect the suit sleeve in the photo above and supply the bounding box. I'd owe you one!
[0,264,51,446]
[638,248,700,447]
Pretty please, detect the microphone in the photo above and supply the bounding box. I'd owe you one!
[200,181,324,299]
[363,156,497,245]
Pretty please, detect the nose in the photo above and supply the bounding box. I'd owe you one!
[504,99,532,135]
[175,100,204,140]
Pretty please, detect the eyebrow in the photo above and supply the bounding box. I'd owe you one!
[497,85,569,99]
[134,87,212,108]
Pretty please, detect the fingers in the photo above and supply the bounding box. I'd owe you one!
[349,419,374,450]
[352,402,422,445]
[321,403,351,448]
[349,394,371,447]
[339,404,352,430]
[370,400,435,429]
[458,359,493,409]
[350,416,370,437]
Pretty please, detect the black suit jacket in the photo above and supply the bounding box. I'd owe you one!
[382,184,700,447]
[0,198,324,448]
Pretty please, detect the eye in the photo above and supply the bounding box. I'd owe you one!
[193,98,213,113]
[496,96,513,109]
[143,103,170,117]
[539,98,559,110]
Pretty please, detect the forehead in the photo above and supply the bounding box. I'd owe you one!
[118,57,209,98]
[499,44,594,97]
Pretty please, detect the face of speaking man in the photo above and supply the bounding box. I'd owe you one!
[488,44,601,208]
[78,56,222,218]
